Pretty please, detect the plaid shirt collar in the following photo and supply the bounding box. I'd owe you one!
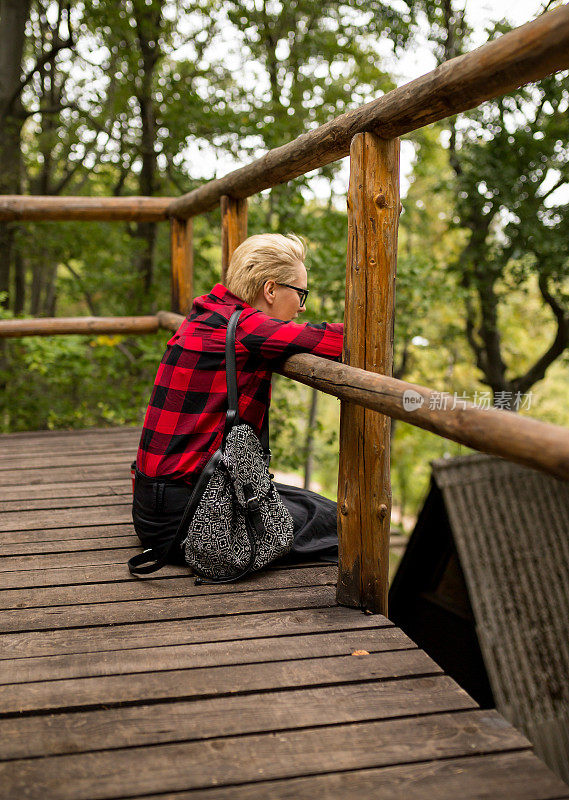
[202,283,254,313]
[209,283,245,304]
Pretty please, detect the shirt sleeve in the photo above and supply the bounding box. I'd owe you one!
[238,309,343,361]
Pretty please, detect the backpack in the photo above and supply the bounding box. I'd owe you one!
[129,308,294,584]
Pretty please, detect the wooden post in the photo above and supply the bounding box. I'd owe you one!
[337,132,400,615]
[220,196,247,283]
[170,217,193,315]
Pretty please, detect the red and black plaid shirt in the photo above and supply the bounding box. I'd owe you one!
[136,283,344,482]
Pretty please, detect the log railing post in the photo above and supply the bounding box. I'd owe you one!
[337,132,400,615]
[220,196,247,283]
[170,217,193,315]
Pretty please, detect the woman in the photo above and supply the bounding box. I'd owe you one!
[132,233,344,567]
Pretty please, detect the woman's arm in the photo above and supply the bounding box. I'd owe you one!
[238,309,343,361]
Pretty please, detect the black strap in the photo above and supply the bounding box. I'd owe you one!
[223,309,242,439]
[223,308,269,455]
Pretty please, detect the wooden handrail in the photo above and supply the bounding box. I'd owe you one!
[168,5,569,219]
[156,310,186,331]
[278,354,569,483]
[0,314,181,337]
[0,196,174,222]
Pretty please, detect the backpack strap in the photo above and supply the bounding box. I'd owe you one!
[223,307,270,457]
[223,308,242,440]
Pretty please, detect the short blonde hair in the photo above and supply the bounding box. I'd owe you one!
[225,233,306,305]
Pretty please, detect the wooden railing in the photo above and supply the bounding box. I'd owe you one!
[2,5,569,614]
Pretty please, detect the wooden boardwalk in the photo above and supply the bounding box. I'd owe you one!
[0,427,567,799]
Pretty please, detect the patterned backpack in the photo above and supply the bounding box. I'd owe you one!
[129,309,294,584]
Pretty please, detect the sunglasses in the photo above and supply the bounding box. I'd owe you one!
[276,283,309,307]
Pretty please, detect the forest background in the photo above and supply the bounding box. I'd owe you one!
[0,0,567,528]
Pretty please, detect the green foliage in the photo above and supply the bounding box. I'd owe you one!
[1,332,166,432]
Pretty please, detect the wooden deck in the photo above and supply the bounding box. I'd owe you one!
[0,427,567,800]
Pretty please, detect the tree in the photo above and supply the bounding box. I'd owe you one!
[81,0,230,300]
[0,1,74,311]
[420,1,569,406]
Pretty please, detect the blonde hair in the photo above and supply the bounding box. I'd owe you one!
[225,233,306,305]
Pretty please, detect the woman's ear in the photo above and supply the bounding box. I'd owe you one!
[263,280,276,306]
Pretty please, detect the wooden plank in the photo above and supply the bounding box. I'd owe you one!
[0,505,133,532]
[0,195,173,221]
[0,565,336,610]
[0,562,197,590]
[0,429,138,446]
[170,217,193,315]
[337,133,400,614]
[0,549,330,576]
[1,465,129,486]
[0,523,134,544]
[0,449,133,471]
[0,710,530,799]
[0,437,137,460]
[0,480,131,503]
[0,585,338,633]
[0,675,472,760]
[0,648,441,716]
[0,426,138,443]
[140,751,569,800]
[0,547,135,572]
[0,607,391,658]
[0,535,137,557]
[0,524,400,551]
[0,454,133,474]
[0,559,323,590]
[0,494,131,514]
[0,522,133,549]
[220,195,247,282]
[0,626,412,684]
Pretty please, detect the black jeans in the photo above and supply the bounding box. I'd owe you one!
[132,469,196,565]
[132,470,339,566]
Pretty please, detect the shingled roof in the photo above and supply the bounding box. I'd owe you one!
[390,453,569,784]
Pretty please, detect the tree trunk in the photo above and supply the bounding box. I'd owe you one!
[303,387,319,490]
[42,261,58,316]
[30,257,43,317]
[133,2,162,295]
[0,0,31,309]
[13,244,25,314]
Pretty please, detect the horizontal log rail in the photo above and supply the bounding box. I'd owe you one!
[168,5,569,218]
[0,196,174,222]
[278,354,569,483]
[122,309,569,483]
[0,315,179,337]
